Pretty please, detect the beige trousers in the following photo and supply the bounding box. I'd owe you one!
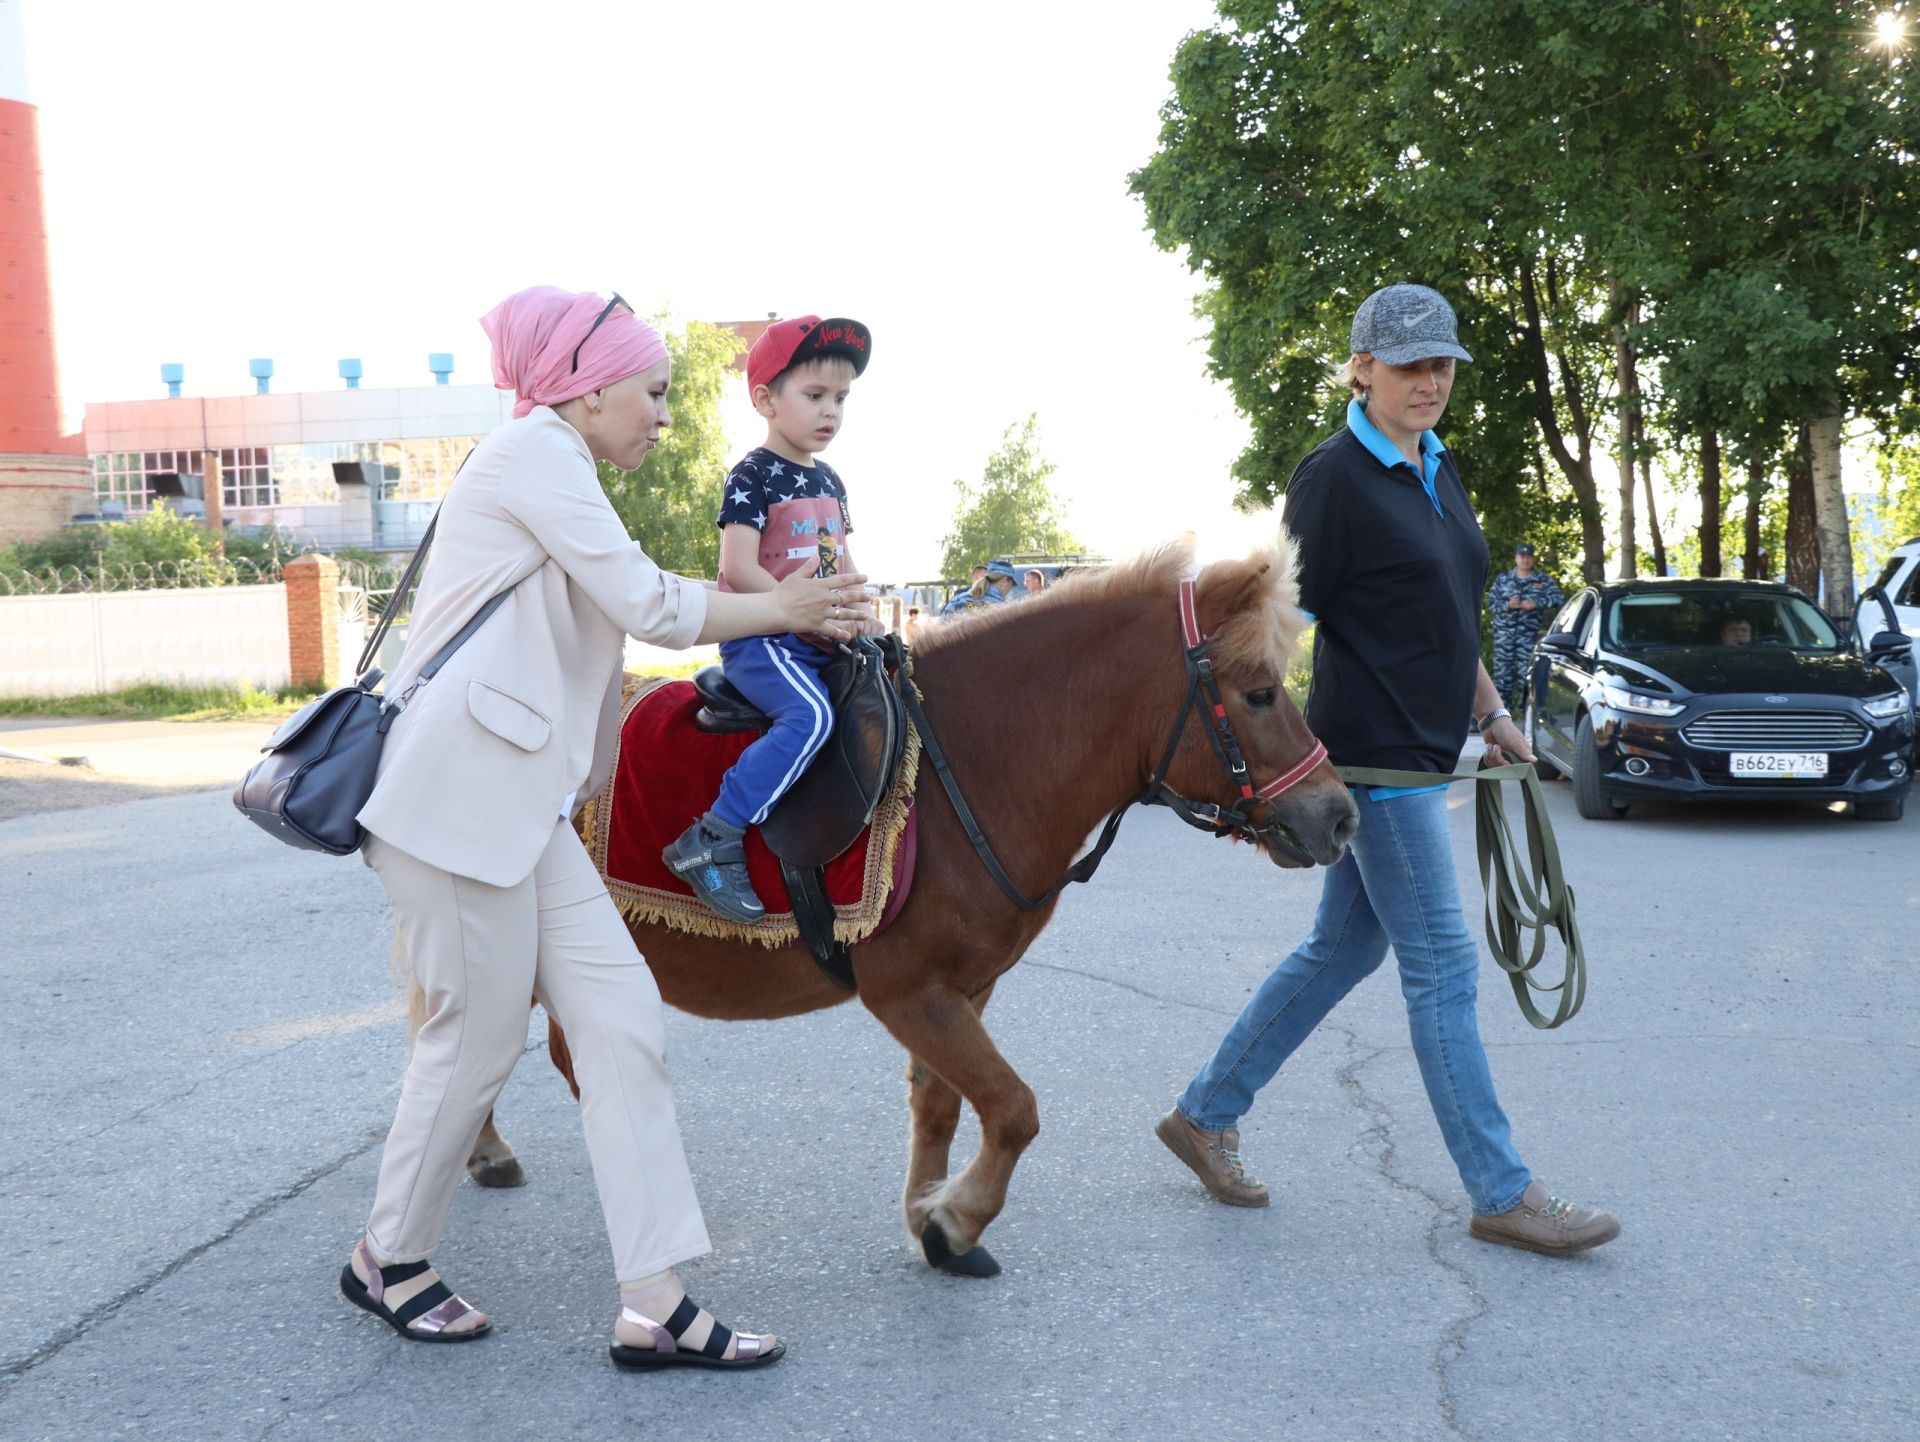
[364,818,711,1282]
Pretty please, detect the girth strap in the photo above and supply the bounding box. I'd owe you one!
[1336,759,1586,1029]
[780,858,856,990]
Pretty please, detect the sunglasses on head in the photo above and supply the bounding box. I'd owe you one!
[570,293,631,374]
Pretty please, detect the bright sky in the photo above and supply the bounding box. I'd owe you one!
[24,0,1257,582]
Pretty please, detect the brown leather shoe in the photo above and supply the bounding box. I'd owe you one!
[1470,1181,1619,1255]
[1155,1109,1270,1207]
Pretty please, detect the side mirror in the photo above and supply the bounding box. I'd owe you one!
[1869,630,1912,665]
[1539,630,1580,652]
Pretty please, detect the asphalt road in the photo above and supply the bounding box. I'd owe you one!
[2,776,1914,1442]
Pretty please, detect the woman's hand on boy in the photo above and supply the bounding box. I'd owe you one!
[776,568,872,642]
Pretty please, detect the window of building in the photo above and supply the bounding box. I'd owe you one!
[89,435,483,516]
[266,441,388,506]
[218,448,273,509]
[378,437,480,502]
[93,452,148,511]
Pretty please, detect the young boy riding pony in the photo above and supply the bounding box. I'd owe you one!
[665,315,879,922]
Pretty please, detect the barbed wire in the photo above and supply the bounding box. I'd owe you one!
[0,557,292,596]
[0,552,414,598]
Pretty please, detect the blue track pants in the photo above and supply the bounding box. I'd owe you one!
[710,634,836,831]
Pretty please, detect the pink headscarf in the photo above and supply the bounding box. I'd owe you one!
[480,286,669,419]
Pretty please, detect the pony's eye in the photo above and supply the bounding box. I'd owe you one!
[1245,687,1277,709]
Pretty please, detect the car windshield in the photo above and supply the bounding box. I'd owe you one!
[1605,590,1841,650]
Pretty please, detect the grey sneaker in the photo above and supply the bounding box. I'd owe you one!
[1470,1181,1619,1255]
[1154,1109,1270,1207]
[663,814,765,925]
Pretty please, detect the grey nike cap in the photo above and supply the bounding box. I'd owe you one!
[1351,283,1473,366]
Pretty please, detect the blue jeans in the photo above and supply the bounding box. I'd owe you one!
[1176,788,1531,1215]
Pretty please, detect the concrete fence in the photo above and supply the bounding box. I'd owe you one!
[0,559,727,698]
[0,583,295,696]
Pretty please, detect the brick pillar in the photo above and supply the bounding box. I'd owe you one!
[284,554,342,690]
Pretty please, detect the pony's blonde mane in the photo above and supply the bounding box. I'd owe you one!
[915,534,1308,682]
[1201,530,1309,683]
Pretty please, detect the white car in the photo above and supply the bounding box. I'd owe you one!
[1857,537,1920,703]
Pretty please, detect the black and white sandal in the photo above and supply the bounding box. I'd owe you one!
[339,1239,492,1343]
[609,1296,784,1371]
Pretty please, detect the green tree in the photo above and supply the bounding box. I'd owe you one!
[597,317,740,577]
[1132,2,1920,593]
[1129,0,1663,581]
[938,416,1082,579]
[99,501,218,572]
[1640,2,1920,611]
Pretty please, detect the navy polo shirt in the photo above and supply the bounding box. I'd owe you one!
[1283,401,1490,775]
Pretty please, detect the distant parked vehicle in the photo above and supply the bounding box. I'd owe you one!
[1526,579,1914,822]
[1856,537,1920,683]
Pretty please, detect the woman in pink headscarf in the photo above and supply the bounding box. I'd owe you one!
[340,288,867,1370]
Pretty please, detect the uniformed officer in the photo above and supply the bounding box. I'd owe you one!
[1487,543,1564,710]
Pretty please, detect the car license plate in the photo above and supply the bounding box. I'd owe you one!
[1729,752,1828,779]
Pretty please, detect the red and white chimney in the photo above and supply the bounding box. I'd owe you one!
[0,0,90,543]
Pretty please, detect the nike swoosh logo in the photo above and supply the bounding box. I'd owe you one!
[1403,305,1439,327]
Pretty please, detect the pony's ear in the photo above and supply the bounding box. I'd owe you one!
[1192,538,1304,682]
[1192,555,1272,642]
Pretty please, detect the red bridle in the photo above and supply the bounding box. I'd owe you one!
[1174,578,1329,807]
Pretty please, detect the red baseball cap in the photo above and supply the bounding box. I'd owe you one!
[746,315,872,394]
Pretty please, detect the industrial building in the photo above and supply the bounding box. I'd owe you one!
[79,366,513,552]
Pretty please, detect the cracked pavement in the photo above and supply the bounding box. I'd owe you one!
[3,778,1914,1441]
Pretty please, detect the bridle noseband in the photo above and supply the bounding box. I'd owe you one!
[1148,579,1328,856]
[899,578,1331,913]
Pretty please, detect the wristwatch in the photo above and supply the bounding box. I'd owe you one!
[1479,707,1512,732]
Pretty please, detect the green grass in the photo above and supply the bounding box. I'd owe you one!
[0,682,321,723]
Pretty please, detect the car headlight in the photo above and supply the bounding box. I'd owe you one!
[1864,691,1911,719]
[1599,683,1685,717]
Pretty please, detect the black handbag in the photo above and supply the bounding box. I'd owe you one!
[232,508,516,855]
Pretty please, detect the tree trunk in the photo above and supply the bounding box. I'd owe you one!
[1639,446,1666,577]
[1612,282,1639,578]
[1807,406,1852,614]
[1743,448,1765,579]
[1516,262,1607,582]
[1699,429,1722,577]
[1785,425,1821,596]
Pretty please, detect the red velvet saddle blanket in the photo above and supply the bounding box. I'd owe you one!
[578,675,919,947]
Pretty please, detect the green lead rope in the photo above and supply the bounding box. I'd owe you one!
[1332,761,1586,1030]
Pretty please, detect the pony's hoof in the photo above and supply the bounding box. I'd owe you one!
[920,1221,1001,1278]
[470,1158,526,1189]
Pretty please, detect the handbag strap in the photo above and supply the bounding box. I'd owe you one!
[351,448,521,721]
[354,508,437,683]
[354,446,493,682]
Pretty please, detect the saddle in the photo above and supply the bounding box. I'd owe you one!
[692,635,911,988]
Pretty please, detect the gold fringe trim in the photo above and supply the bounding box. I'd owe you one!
[578,672,922,949]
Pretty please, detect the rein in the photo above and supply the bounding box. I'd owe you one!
[900,579,1329,913]
[1338,761,1586,1029]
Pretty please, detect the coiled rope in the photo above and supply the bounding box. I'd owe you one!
[1334,760,1586,1029]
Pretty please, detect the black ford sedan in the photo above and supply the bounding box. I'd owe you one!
[1525,579,1914,821]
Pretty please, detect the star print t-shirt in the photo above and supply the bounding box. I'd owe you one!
[714,447,856,593]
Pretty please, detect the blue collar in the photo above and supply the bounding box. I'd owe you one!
[1346,398,1447,516]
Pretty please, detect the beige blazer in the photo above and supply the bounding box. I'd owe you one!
[357,406,708,886]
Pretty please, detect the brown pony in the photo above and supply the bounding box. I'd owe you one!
[430,537,1359,1274]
